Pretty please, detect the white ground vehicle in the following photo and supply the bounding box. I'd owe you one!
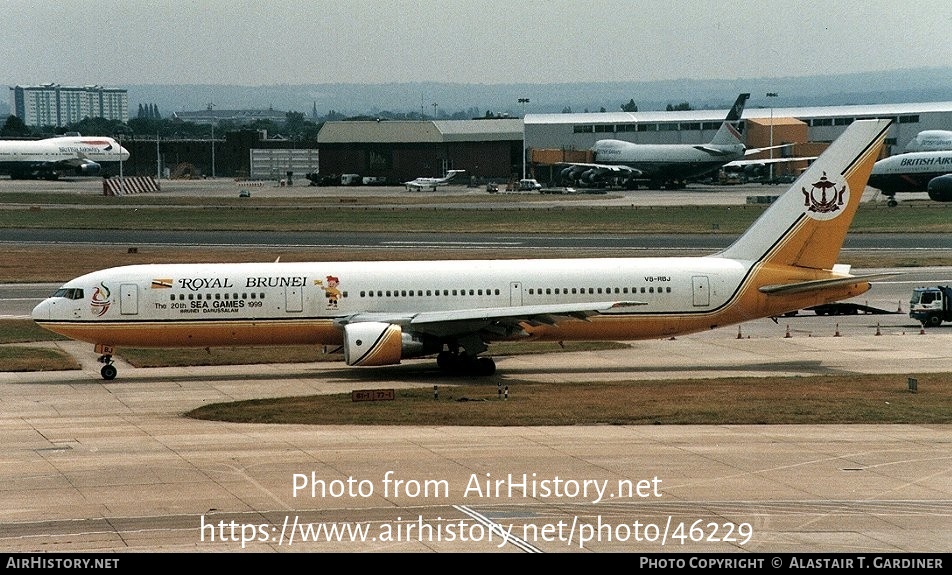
[518,178,543,191]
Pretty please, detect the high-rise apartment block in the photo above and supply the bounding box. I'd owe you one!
[10,84,128,127]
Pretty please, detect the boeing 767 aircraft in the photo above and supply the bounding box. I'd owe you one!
[0,135,130,179]
[33,119,891,380]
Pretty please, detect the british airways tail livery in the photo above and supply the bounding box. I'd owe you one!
[0,135,130,179]
[32,119,891,380]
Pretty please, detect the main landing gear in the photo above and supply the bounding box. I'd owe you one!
[98,354,117,380]
[436,351,497,376]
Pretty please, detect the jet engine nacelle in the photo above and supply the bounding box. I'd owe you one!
[74,160,102,176]
[342,322,427,366]
[927,174,952,202]
[580,169,604,184]
[560,166,584,182]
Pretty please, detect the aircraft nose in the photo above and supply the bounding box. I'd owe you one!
[120,145,131,161]
[31,298,51,322]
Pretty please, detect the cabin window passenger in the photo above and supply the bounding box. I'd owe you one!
[469,290,474,296]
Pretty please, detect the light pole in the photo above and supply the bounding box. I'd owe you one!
[156,130,161,180]
[519,98,530,179]
[766,92,778,182]
[210,122,216,179]
[117,133,125,195]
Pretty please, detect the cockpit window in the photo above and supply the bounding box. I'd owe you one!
[52,288,84,300]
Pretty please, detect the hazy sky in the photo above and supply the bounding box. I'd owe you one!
[4,0,948,86]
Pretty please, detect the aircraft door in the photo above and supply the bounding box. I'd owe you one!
[285,286,303,313]
[692,276,710,307]
[120,283,139,315]
[510,282,523,306]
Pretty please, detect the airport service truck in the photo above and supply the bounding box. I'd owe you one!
[909,285,952,326]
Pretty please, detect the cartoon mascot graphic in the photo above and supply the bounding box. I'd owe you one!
[315,275,342,309]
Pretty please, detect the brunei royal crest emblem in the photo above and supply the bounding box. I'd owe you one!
[802,172,848,219]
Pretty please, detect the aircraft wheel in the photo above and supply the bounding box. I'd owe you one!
[101,364,118,380]
[437,351,457,371]
[474,357,496,377]
[887,199,898,207]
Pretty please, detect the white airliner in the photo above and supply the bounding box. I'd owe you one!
[559,93,795,189]
[904,129,952,152]
[867,149,952,206]
[0,135,130,179]
[403,169,466,191]
[32,119,891,380]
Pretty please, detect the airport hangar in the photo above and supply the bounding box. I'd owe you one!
[120,101,952,184]
[299,100,952,185]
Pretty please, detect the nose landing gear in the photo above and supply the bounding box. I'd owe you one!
[98,354,117,380]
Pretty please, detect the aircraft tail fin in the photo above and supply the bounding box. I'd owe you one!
[715,118,891,270]
[708,93,750,146]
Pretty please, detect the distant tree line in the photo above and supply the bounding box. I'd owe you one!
[2,97,693,140]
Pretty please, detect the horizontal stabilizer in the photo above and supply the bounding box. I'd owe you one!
[758,272,902,295]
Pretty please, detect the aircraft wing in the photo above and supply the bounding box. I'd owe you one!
[56,156,99,169]
[693,146,741,156]
[723,156,818,168]
[743,143,795,156]
[340,300,646,338]
[560,162,643,176]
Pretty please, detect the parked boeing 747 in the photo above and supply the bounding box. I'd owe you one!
[32,120,892,379]
[558,93,796,189]
[0,135,130,179]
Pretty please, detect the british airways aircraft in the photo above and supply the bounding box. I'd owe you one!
[558,93,796,189]
[32,120,892,380]
[868,149,952,206]
[0,135,130,179]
